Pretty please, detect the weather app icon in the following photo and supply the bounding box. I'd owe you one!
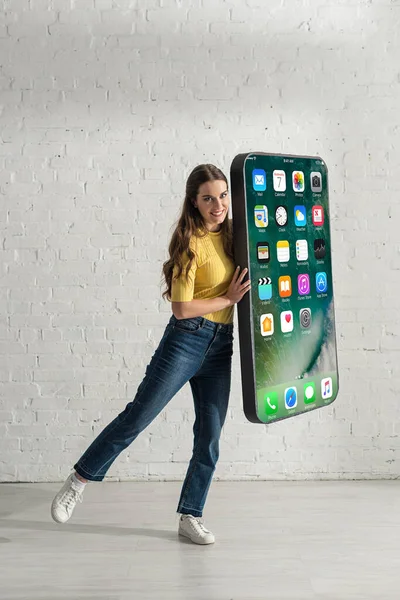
[294,205,306,227]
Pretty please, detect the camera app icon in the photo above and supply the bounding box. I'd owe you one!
[310,172,322,192]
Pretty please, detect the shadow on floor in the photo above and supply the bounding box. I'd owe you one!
[0,518,178,542]
[4,597,120,600]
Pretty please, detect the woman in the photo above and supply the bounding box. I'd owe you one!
[51,164,251,545]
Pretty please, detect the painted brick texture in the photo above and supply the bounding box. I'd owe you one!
[1,0,399,481]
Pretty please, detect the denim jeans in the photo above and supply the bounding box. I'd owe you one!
[74,315,233,518]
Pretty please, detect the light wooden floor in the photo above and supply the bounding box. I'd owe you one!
[1,480,399,599]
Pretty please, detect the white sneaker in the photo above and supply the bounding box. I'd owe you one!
[178,515,215,545]
[51,474,85,524]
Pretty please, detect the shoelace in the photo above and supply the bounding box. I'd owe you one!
[62,487,82,511]
[196,521,210,534]
[187,517,210,535]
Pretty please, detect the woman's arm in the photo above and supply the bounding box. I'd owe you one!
[172,266,250,319]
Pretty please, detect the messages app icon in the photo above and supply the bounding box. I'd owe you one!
[304,382,316,404]
[253,169,267,191]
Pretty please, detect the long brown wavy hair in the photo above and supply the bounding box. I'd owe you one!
[162,164,233,301]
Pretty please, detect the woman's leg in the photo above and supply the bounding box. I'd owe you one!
[177,328,233,518]
[51,317,219,524]
[74,321,207,481]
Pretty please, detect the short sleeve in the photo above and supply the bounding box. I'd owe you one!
[170,250,197,302]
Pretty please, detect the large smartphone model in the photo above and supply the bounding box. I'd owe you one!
[230,152,339,424]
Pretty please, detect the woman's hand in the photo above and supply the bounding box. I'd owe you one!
[225,266,251,305]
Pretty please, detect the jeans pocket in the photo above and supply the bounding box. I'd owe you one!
[173,316,204,333]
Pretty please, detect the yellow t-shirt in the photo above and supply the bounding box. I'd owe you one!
[170,230,235,324]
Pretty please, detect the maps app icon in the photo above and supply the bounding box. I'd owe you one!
[254,205,268,228]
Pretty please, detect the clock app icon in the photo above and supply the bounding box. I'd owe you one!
[275,205,288,227]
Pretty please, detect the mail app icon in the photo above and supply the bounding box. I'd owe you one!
[252,169,267,192]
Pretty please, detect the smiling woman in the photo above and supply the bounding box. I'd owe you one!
[50,164,251,546]
[195,180,230,231]
[161,165,243,324]
[161,164,234,306]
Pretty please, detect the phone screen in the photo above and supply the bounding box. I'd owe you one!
[231,152,339,424]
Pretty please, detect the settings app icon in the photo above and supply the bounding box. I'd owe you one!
[300,308,312,329]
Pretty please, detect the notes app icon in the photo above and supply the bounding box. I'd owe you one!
[277,240,289,262]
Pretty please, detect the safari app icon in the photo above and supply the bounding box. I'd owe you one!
[285,387,297,409]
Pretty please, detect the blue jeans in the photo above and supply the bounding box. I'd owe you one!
[74,315,233,518]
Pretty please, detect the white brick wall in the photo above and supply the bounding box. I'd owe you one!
[1,0,399,482]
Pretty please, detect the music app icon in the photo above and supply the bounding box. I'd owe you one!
[297,273,310,296]
[321,377,333,399]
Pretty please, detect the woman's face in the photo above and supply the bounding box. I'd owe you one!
[194,179,230,232]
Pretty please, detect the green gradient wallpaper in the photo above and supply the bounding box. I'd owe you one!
[244,154,339,423]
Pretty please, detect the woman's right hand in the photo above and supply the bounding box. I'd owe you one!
[225,266,251,305]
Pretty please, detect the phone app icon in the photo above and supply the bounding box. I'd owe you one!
[316,272,328,293]
[257,242,270,263]
[280,310,293,333]
[312,205,324,226]
[294,205,306,227]
[273,170,286,192]
[314,238,326,259]
[253,169,267,191]
[277,240,290,262]
[298,274,310,296]
[285,386,297,409]
[300,308,312,329]
[304,382,316,404]
[310,172,322,192]
[260,313,274,337]
[279,276,292,298]
[254,205,268,228]
[292,171,305,192]
[275,205,288,227]
[296,239,308,261]
[265,391,278,416]
[321,377,333,399]
[258,277,272,300]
